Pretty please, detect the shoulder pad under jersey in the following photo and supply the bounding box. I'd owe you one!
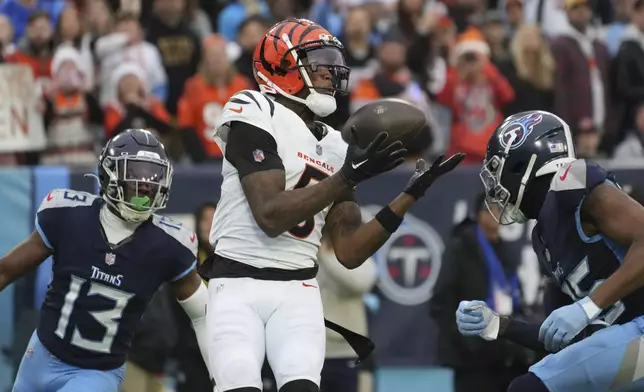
[549,159,610,210]
[37,189,98,213]
[215,90,277,143]
[151,215,198,258]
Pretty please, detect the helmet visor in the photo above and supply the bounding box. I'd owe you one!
[116,159,170,211]
[299,47,350,95]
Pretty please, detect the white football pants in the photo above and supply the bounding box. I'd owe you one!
[206,277,326,391]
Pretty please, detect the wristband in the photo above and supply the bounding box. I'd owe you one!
[375,206,403,233]
[578,296,602,321]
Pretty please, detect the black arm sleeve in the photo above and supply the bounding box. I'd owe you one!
[502,318,547,353]
[224,121,284,179]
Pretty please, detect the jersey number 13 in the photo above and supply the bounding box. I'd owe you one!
[55,275,134,353]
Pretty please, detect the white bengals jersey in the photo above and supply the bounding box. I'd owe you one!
[210,90,348,270]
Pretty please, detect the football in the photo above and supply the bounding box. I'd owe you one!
[340,98,428,150]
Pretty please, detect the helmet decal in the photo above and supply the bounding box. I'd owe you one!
[498,112,544,151]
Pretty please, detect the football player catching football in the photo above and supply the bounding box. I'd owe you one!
[200,18,465,392]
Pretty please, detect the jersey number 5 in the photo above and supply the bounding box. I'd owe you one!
[55,276,134,354]
[288,165,329,238]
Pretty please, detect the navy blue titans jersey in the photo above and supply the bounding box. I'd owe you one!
[34,189,197,370]
[532,159,644,326]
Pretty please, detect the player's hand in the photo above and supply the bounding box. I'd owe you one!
[456,300,501,341]
[403,153,466,200]
[539,297,599,352]
[340,128,407,187]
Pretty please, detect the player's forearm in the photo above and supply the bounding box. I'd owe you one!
[589,240,644,309]
[260,174,352,237]
[335,193,415,269]
[499,316,548,353]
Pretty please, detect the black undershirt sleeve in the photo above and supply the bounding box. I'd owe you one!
[224,121,284,179]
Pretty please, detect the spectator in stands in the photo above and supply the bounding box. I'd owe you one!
[352,29,442,152]
[0,0,65,42]
[96,11,167,106]
[495,24,554,116]
[146,0,201,116]
[40,46,103,166]
[574,116,604,158]
[614,0,644,144]
[186,0,213,40]
[317,237,376,392]
[6,10,54,94]
[234,15,270,87]
[436,28,514,163]
[103,62,176,157]
[604,0,632,57]
[168,200,217,392]
[121,285,177,392]
[54,5,95,91]
[217,0,271,42]
[614,102,644,158]
[326,5,378,128]
[85,0,113,40]
[551,0,612,138]
[430,192,531,392]
[178,34,253,162]
[504,0,523,36]
[482,11,510,63]
[0,14,16,59]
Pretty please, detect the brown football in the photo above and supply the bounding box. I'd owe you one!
[340,98,428,150]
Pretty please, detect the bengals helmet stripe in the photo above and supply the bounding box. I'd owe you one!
[253,18,350,105]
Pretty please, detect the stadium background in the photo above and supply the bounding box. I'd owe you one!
[0,0,641,390]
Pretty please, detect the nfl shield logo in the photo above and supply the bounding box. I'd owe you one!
[253,149,265,163]
[105,253,116,266]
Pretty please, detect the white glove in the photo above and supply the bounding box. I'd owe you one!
[456,300,501,341]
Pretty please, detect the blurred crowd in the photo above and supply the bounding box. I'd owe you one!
[2,0,644,168]
[3,0,644,391]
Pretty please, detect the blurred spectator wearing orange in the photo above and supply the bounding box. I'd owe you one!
[146,0,201,116]
[551,0,612,141]
[496,24,554,116]
[436,28,514,164]
[178,34,253,162]
[6,10,54,94]
[40,46,103,166]
[96,11,167,106]
[103,63,173,152]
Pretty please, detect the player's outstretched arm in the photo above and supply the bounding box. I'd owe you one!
[230,123,405,238]
[170,270,210,371]
[582,183,644,312]
[456,301,548,353]
[0,230,52,291]
[323,153,466,269]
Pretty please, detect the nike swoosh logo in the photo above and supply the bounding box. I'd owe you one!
[559,164,572,181]
[352,160,367,170]
[229,106,243,113]
[302,282,317,288]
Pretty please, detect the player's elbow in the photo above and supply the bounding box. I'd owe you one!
[334,247,363,270]
[255,217,283,238]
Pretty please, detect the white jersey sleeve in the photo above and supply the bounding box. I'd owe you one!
[214,90,277,153]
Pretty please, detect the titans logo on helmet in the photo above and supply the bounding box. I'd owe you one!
[499,113,544,151]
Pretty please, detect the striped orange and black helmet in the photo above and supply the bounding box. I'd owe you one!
[252,18,350,99]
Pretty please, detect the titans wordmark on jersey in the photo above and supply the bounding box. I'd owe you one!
[35,189,197,370]
[532,159,644,326]
[211,90,348,270]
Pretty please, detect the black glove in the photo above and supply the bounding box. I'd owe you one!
[404,153,466,200]
[340,127,407,187]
